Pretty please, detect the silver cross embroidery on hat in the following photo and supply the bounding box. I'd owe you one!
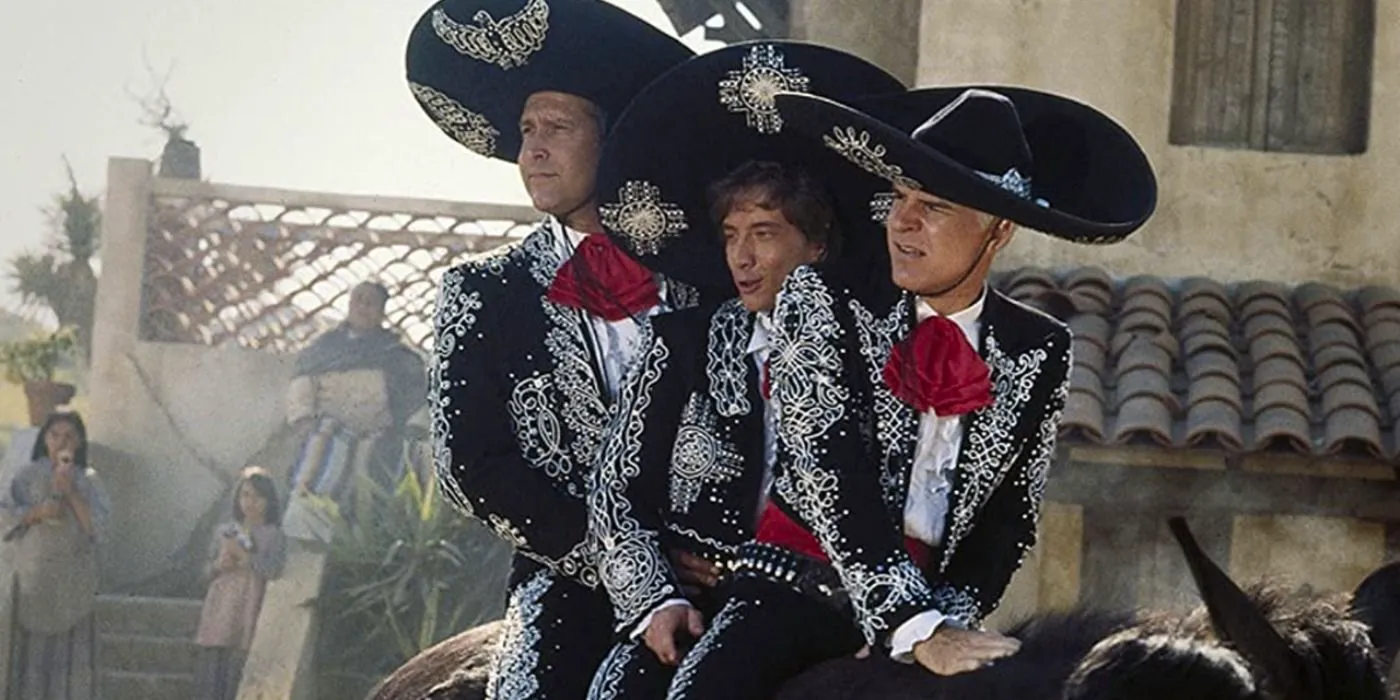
[432,0,550,70]
[600,181,689,256]
[719,44,811,135]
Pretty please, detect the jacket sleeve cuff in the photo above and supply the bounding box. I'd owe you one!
[628,598,695,641]
[888,608,962,663]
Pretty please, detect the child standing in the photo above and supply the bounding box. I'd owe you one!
[193,466,287,700]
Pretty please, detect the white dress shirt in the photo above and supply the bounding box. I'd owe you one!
[888,288,987,662]
[749,311,779,518]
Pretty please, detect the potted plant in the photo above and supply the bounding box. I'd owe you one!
[0,328,78,426]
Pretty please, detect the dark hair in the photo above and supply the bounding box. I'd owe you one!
[706,160,843,259]
[1065,631,1262,700]
[233,466,282,526]
[31,410,90,466]
[355,281,391,306]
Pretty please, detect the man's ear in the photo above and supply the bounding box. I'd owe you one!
[989,218,1017,254]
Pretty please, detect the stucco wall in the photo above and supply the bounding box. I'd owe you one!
[96,342,292,587]
[790,0,922,85]
[913,0,1399,286]
[87,159,296,587]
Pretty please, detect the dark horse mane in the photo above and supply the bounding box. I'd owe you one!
[777,519,1388,700]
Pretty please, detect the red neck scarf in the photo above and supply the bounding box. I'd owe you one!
[881,313,992,416]
[546,231,660,321]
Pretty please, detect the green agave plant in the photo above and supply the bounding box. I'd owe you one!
[0,327,76,384]
[313,461,513,694]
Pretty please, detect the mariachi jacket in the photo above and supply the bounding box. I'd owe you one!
[767,265,1071,650]
[589,299,772,633]
[429,219,700,588]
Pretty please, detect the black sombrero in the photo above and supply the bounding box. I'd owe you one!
[404,0,694,163]
[593,40,906,296]
[771,86,1158,244]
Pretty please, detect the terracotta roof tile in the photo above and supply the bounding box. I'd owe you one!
[1116,339,1174,376]
[1380,365,1400,400]
[1063,266,1114,292]
[1253,356,1308,391]
[1120,291,1174,325]
[1295,281,1348,313]
[1072,337,1107,376]
[1186,350,1239,383]
[1189,374,1243,411]
[993,267,1400,464]
[1111,395,1174,446]
[1110,330,1179,365]
[1308,323,1363,356]
[1357,285,1400,315]
[1252,405,1313,453]
[1184,332,1237,360]
[1064,365,1107,442]
[1364,321,1400,355]
[1179,313,1231,340]
[1363,306,1400,332]
[1070,289,1114,316]
[1115,367,1176,410]
[1181,276,1230,303]
[1321,407,1385,459]
[1069,315,1112,350]
[1249,333,1305,366]
[1123,275,1173,304]
[1186,399,1244,451]
[1306,304,1362,335]
[1240,294,1294,324]
[1373,343,1400,374]
[1117,308,1171,336]
[1253,382,1309,415]
[1236,280,1291,305]
[1314,344,1368,374]
[1243,313,1298,344]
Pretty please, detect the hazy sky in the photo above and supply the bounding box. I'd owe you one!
[0,0,722,315]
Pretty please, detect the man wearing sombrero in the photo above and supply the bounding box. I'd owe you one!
[688,86,1157,682]
[578,41,904,698]
[406,1,698,696]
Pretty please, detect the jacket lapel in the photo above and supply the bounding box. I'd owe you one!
[937,292,1041,571]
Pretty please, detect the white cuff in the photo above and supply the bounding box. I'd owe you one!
[889,608,961,663]
[628,598,695,641]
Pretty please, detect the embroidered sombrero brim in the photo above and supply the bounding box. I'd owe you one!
[405,0,694,163]
[594,40,907,296]
[772,86,1158,244]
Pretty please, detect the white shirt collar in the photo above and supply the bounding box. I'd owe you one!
[552,217,590,255]
[747,310,774,356]
[915,285,987,350]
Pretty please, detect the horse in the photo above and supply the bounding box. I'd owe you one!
[368,518,1393,700]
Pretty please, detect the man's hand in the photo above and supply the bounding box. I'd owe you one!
[668,549,721,596]
[643,605,706,666]
[912,627,1020,676]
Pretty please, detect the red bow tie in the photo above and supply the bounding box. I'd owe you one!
[546,233,661,321]
[882,314,993,416]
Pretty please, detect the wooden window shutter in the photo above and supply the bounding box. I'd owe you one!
[1169,0,1374,155]
[1262,0,1374,154]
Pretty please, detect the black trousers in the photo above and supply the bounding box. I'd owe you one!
[484,555,616,699]
[587,575,864,699]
